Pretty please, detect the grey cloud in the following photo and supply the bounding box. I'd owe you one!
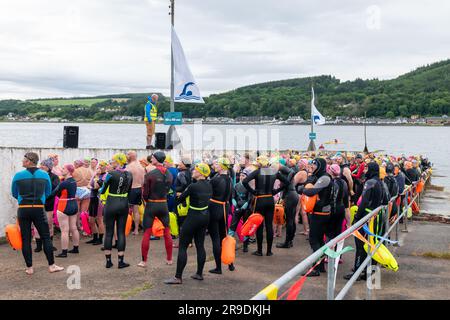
[0,0,449,99]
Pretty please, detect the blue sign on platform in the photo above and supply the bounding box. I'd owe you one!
[164,112,183,125]
[309,132,317,140]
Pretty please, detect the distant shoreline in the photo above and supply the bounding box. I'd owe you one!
[0,120,449,127]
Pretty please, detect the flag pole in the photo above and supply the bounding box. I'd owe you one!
[307,86,316,151]
[167,0,176,149]
[166,0,180,149]
[363,111,369,154]
[170,0,175,113]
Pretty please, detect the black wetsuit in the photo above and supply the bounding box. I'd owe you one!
[141,165,173,262]
[326,177,349,240]
[299,158,333,271]
[405,168,420,186]
[175,168,192,227]
[208,173,233,271]
[100,169,133,252]
[276,166,299,246]
[45,171,60,212]
[11,167,54,268]
[142,166,173,230]
[243,167,290,255]
[230,181,251,232]
[353,162,383,271]
[88,173,106,217]
[384,172,399,217]
[175,179,213,279]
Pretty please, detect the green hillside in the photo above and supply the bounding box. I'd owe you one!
[203,59,450,119]
[0,59,449,121]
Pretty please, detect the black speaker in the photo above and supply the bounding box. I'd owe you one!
[155,132,166,149]
[63,126,79,148]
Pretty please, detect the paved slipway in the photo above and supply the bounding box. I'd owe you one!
[0,221,448,300]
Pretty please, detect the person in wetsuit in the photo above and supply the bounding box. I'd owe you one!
[242,156,290,256]
[404,161,420,186]
[344,162,383,280]
[138,151,173,267]
[100,153,133,269]
[52,164,80,258]
[164,163,213,284]
[297,158,332,277]
[326,164,349,241]
[175,158,193,228]
[229,171,252,252]
[208,157,233,274]
[275,162,299,249]
[384,163,400,220]
[11,152,64,275]
[164,155,179,213]
[34,158,59,253]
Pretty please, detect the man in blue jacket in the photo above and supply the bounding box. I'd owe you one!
[11,152,64,275]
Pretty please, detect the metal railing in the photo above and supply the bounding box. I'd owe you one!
[251,169,431,300]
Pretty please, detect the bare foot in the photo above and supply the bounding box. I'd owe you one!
[137,261,147,268]
[49,265,64,273]
[173,243,179,248]
[25,267,34,275]
[166,260,173,265]
[133,230,139,236]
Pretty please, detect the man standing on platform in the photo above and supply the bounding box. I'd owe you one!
[144,94,159,149]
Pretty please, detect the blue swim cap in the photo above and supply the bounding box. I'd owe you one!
[279,158,287,166]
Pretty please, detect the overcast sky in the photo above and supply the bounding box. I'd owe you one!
[0,0,449,100]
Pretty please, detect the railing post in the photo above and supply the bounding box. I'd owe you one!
[402,189,409,233]
[327,256,336,300]
[366,264,372,300]
[394,199,400,246]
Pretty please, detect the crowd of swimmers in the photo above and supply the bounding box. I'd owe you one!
[10,150,431,282]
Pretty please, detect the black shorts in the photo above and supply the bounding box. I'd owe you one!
[88,197,100,217]
[128,188,142,206]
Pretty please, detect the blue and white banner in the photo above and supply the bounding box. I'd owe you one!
[172,26,204,104]
[311,87,325,125]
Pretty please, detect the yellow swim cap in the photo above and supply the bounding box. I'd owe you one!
[217,157,231,170]
[99,160,108,167]
[195,162,211,177]
[112,153,127,166]
[256,156,269,167]
[165,154,173,165]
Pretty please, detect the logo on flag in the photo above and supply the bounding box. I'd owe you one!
[172,26,204,104]
[175,82,202,101]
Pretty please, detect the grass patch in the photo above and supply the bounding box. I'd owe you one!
[413,252,450,259]
[31,98,108,107]
[120,282,153,299]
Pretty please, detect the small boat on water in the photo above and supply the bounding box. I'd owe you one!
[324,139,345,144]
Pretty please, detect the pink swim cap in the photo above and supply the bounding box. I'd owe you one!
[329,164,341,177]
[64,164,75,174]
[299,159,308,167]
